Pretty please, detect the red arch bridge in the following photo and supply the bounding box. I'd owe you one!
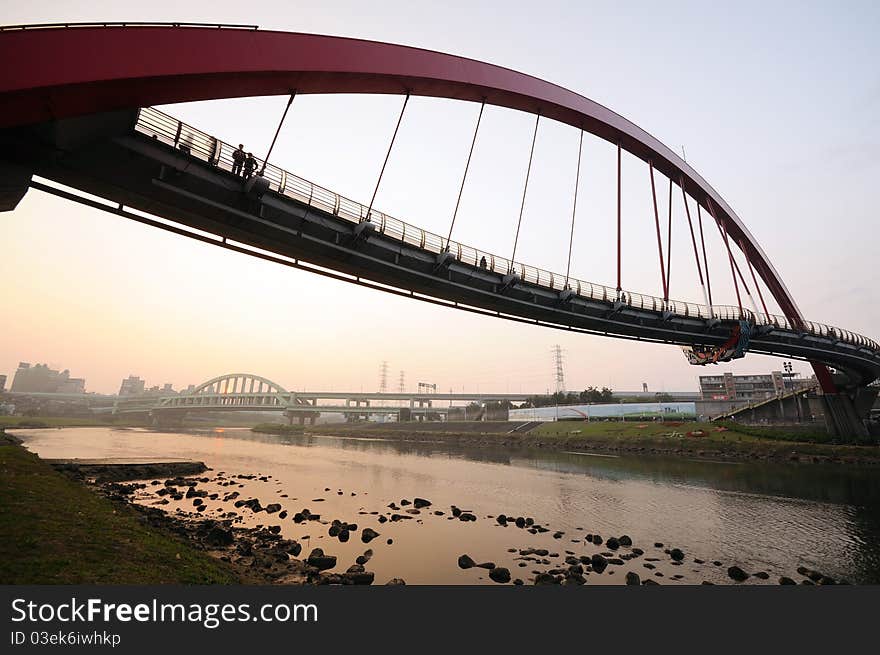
[1,23,877,438]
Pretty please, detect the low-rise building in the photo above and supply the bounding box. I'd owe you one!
[698,371,815,401]
[118,376,145,396]
[10,363,86,394]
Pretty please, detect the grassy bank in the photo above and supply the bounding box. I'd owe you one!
[294,420,880,464]
[0,435,241,584]
[0,414,148,429]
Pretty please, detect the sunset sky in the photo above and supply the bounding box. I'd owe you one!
[2,0,878,395]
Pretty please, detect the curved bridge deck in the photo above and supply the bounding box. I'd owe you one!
[3,106,879,386]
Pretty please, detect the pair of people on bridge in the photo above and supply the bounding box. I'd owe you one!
[232,144,258,179]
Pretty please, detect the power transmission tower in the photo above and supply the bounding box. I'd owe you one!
[379,361,389,393]
[398,370,405,393]
[552,345,565,394]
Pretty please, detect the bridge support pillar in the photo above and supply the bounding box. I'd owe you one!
[820,388,878,441]
[0,160,32,212]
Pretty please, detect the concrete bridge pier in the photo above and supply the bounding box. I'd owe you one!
[344,398,370,422]
[0,160,32,212]
[414,399,433,422]
[717,381,877,441]
[821,387,878,440]
[285,409,317,426]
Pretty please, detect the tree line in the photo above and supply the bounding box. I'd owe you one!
[520,388,675,408]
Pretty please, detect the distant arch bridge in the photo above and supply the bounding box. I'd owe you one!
[113,372,532,424]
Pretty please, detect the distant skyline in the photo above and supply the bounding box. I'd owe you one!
[2,1,877,395]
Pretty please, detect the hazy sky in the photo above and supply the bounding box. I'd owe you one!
[2,1,878,395]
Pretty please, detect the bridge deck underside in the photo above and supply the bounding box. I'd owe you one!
[3,113,879,386]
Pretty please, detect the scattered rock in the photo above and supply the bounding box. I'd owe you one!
[625,572,640,585]
[458,554,476,569]
[361,528,380,544]
[534,573,560,585]
[489,567,511,583]
[307,548,337,571]
[727,566,749,582]
[346,571,375,585]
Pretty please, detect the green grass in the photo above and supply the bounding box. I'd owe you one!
[714,420,851,444]
[525,420,879,457]
[0,443,242,584]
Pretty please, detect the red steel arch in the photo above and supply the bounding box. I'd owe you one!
[0,24,834,389]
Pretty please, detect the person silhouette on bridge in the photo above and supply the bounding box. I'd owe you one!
[232,144,245,176]
[243,152,257,179]
[479,255,488,269]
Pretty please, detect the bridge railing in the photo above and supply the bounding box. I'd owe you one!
[134,107,879,355]
[0,22,258,31]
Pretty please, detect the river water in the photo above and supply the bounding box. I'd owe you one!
[15,427,880,585]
